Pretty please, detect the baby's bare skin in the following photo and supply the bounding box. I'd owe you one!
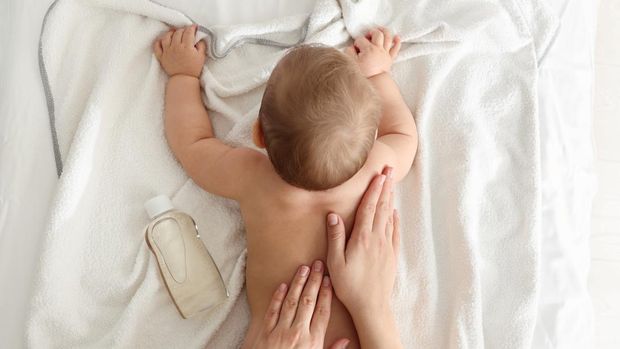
[153,26,416,348]
[240,141,398,348]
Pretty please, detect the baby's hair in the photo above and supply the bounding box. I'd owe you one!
[259,45,381,191]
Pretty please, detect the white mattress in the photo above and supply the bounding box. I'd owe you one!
[0,0,598,348]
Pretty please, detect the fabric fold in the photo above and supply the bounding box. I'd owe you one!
[29,0,557,347]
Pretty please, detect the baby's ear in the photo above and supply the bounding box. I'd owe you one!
[252,119,266,149]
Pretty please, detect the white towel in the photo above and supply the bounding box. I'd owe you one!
[28,0,557,347]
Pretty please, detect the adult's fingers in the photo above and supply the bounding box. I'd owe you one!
[370,28,384,47]
[172,27,184,45]
[385,206,394,244]
[162,30,173,47]
[182,25,196,47]
[326,213,346,270]
[354,36,372,52]
[310,275,333,335]
[353,173,386,239]
[380,27,392,51]
[262,283,287,332]
[293,260,325,328]
[390,35,402,58]
[372,167,394,235]
[392,209,401,260]
[277,265,310,328]
[384,167,395,241]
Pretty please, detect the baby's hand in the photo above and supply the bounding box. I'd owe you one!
[345,27,401,78]
[153,25,207,78]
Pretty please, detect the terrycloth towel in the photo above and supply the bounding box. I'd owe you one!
[28,0,557,347]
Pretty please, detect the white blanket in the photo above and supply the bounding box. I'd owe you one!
[27,0,557,347]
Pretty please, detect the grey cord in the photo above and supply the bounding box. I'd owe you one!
[39,0,311,177]
[38,0,62,177]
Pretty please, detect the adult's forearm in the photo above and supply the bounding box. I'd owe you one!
[164,75,214,154]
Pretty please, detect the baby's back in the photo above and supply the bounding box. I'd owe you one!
[240,144,390,348]
[242,196,359,347]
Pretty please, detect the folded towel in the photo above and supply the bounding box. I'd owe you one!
[28,0,557,347]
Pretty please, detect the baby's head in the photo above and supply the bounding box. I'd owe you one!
[253,45,381,191]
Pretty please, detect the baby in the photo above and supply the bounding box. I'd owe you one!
[153,25,417,348]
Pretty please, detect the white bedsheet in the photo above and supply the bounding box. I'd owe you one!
[0,0,598,348]
[532,0,598,347]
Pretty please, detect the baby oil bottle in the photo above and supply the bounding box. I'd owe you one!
[144,195,228,318]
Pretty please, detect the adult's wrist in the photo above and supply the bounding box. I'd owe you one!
[350,306,402,349]
[346,298,391,320]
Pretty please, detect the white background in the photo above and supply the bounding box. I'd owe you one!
[591,0,620,347]
[0,0,615,348]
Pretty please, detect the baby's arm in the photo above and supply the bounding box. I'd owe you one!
[370,72,418,181]
[346,28,418,181]
[153,25,265,200]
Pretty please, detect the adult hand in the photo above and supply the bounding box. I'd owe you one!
[326,166,399,315]
[251,261,350,349]
[326,166,403,349]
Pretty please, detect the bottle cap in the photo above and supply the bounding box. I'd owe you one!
[145,195,174,219]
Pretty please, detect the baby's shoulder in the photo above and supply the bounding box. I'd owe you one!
[320,142,394,200]
[363,141,398,173]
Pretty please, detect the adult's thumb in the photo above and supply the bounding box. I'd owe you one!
[326,213,346,269]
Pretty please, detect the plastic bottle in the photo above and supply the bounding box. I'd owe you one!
[144,195,228,318]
